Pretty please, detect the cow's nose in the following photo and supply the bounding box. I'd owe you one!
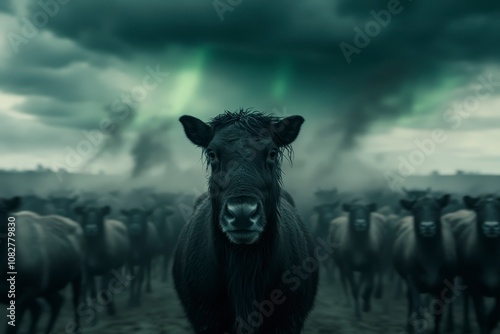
[223,197,260,230]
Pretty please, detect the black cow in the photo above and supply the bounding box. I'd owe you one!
[310,202,339,281]
[73,205,130,325]
[330,202,386,320]
[149,205,176,282]
[444,195,500,334]
[121,208,161,306]
[394,194,457,334]
[173,110,318,333]
[0,197,85,334]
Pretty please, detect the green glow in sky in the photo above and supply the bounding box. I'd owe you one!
[168,47,209,116]
[394,74,466,127]
[271,60,292,101]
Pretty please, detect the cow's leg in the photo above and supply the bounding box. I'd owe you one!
[374,269,384,299]
[162,252,170,282]
[71,275,82,333]
[44,292,64,334]
[136,264,145,307]
[87,274,98,326]
[128,265,136,307]
[361,269,375,312]
[471,293,488,334]
[445,290,454,333]
[487,296,500,333]
[27,300,42,334]
[462,290,471,334]
[101,272,116,316]
[406,277,423,334]
[7,291,37,334]
[345,267,361,321]
[145,259,152,293]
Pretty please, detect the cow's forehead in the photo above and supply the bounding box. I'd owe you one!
[211,125,273,145]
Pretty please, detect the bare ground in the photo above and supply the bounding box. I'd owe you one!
[2,271,499,334]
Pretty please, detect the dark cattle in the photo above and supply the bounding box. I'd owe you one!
[330,202,386,320]
[311,202,340,239]
[121,208,161,305]
[150,205,176,282]
[377,206,404,298]
[0,197,85,334]
[444,195,500,334]
[151,193,185,243]
[173,110,318,333]
[73,205,130,325]
[310,202,340,282]
[393,194,457,334]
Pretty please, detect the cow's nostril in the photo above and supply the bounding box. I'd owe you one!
[223,199,261,230]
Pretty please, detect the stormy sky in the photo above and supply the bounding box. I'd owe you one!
[1,0,500,193]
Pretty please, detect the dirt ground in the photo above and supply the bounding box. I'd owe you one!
[3,270,499,334]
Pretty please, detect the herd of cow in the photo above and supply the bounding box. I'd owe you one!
[310,187,499,334]
[0,189,188,334]
[0,111,499,334]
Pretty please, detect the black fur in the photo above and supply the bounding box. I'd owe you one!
[150,205,175,282]
[445,195,500,333]
[331,201,386,320]
[0,197,84,334]
[73,205,130,325]
[121,208,161,305]
[173,110,317,333]
[394,195,457,334]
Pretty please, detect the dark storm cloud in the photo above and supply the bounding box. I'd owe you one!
[22,0,500,148]
[2,0,500,175]
[0,64,117,103]
[0,0,11,13]
[27,0,500,64]
[5,35,108,69]
[12,96,106,129]
[26,0,291,55]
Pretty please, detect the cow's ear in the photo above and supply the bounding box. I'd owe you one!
[101,206,111,216]
[179,115,211,148]
[6,197,21,211]
[400,199,413,211]
[463,196,478,209]
[438,194,450,208]
[273,116,304,146]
